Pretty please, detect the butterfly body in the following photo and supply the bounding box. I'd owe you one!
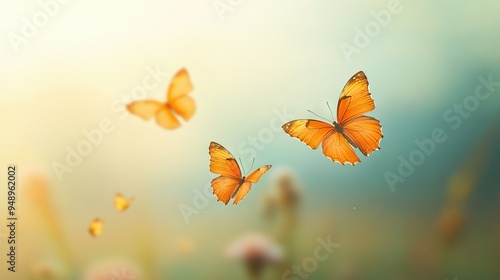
[209,142,271,205]
[282,71,382,165]
[332,120,359,148]
[332,121,342,133]
[227,177,245,199]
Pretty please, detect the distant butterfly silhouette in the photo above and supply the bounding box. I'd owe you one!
[282,71,383,165]
[127,68,194,129]
[209,142,272,205]
[114,193,133,212]
[89,218,104,237]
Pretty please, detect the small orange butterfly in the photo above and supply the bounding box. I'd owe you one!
[114,193,133,212]
[209,142,272,205]
[282,71,383,165]
[127,68,195,129]
[88,218,104,237]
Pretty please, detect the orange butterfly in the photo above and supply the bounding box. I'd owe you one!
[127,68,195,129]
[88,218,104,237]
[282,71,383,165]
[114,193,133,212]
[209,142,272,205]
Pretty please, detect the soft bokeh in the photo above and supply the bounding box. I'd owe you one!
[1,1,499,279]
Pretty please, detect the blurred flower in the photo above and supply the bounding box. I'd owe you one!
[275,170,300,211]
[260,169,302,278]
[109,266,136,280]
[262,193,277,222]
[261,169,301,243]
[175,236,196,256]
[226,232,283,279]
[82,260,141,280]
[31,260,62,279]
[408,235,440,279]
[437,205,465,246]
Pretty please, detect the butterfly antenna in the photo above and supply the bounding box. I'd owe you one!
[248,158,255,176]
[307,110,332,123]
[327,102,335,121]
[238,157,246,175]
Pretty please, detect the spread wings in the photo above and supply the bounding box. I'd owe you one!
[114,193,133,212]
[126,68,195,129]
[209,142,271,204]
[282,71,382,164]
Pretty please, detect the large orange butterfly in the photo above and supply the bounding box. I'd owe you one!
[127,68,194,129]
[282,71,383,165]
[209,142,272,205]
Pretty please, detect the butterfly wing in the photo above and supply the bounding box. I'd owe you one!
[127,99,181,129]
[337,71,382,158]
[231,182,252,205]
[282,120,335,149]
[127,100,164,120]
[232,165,272,205]
[211,176,241,205]
[167,68,195,121]
[155,106,181,129]
[322,130,361,165]
[114,193,133,212]
[245,165,272,183]
[341,116,383,156]
[209,142,242,179]
[337,71,375,124]
[209,142,244,204]
[283,119,359,163]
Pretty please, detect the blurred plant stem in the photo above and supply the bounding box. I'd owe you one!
[434,120,499,278]
[262,170,301,278]
[22,168,74,278]
[439,120,498,247]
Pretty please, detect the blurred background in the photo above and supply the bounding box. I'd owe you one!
[0,0,499,279]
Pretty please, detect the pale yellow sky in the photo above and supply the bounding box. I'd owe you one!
[1,1,500,279]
